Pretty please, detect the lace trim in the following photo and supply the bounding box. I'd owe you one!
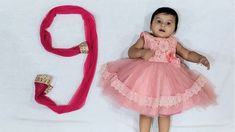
[102,65,208,107]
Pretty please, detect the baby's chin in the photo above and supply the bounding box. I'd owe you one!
[154,33,171,38]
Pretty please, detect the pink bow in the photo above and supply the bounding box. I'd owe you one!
[167,53,180,66]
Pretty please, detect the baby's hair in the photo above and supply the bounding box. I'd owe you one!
[150,7,179,32]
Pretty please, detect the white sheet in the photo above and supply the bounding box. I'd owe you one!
[0,0,234,131]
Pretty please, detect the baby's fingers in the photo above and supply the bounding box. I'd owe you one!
[204,61,210,70]
[199,58,210,70]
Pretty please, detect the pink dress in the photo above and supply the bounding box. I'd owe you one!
[101,32,217,116]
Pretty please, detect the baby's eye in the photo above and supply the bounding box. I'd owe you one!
[167,22,172,25]
[156,20,161,23]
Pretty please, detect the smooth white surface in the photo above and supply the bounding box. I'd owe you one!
[0,0,234,132]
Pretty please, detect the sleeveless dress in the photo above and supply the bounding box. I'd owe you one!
[100,32,217,116]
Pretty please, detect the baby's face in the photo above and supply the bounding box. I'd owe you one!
[151,13,176,38]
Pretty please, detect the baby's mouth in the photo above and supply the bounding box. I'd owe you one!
[159,29,165,32]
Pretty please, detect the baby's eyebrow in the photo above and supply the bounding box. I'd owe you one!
[167,20,174,22]
[155,16,161,19]
[163,18,175,22]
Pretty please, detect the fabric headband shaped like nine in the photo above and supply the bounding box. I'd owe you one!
[34,5,98,114]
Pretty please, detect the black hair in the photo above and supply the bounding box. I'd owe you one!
[150,7,179,32]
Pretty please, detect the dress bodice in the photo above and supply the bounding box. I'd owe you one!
[141,32,180,64]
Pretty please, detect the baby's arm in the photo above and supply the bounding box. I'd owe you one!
[176,42,210,69]
[128,37,154,60]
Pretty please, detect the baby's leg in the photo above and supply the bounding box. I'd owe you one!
[158,116,171,132]
[139,114,152,132]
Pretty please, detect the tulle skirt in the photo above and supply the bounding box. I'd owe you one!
[100,59,217,116]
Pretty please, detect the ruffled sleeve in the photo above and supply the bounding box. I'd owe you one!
[140,31,146,37]
[140,31,149,48]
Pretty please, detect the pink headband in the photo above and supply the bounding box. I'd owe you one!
[34,5,98,114]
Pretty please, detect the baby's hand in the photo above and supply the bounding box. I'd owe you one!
[141,49,155,60]
[199,57,210,70]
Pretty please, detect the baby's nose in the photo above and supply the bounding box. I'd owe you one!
[161,23,166,27]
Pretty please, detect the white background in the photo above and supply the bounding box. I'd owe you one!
[0,0,234,132]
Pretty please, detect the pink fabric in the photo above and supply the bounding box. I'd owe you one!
[100,32,216,116]
[35,5,98,114]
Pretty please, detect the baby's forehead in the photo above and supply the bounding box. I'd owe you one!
[154,13,175,20]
